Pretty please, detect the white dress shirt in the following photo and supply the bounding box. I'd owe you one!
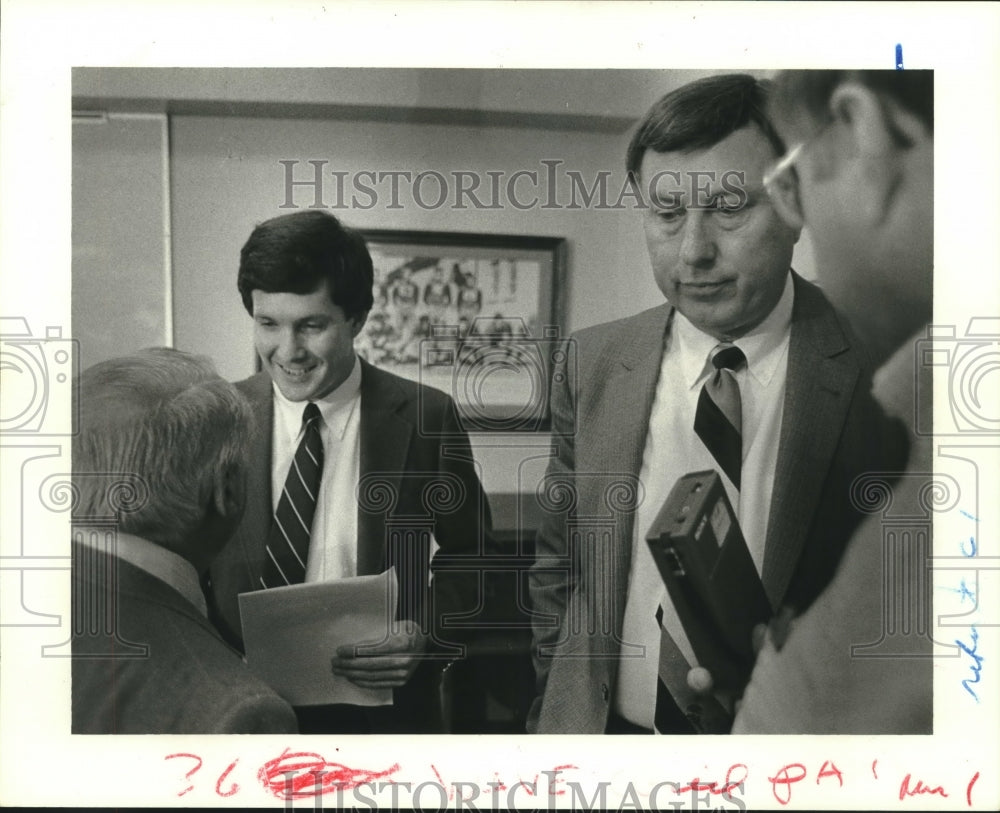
[271,356,362,582]
[614,273,794,728]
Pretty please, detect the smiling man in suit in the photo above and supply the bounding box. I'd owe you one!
[206,210,492,733]
[528,73,906,734]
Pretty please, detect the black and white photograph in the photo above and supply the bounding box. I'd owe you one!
[355,228,565,430]
[1,1,999,810]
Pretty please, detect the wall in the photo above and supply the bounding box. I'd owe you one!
[72,113,171,369]
[168,114,659,380]
[73,67,721,125]
[168,113,657,520]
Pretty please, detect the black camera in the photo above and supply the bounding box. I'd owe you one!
[646,470,772,691]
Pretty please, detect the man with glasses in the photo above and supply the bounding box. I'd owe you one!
[733,70,934,733]
[528,73,906,734]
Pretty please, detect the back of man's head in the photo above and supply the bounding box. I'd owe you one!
[237,210,375,322]
[626,73,785,182]
[72,348,251,564]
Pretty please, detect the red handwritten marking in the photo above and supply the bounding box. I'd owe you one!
[816,760,844,787]
[216,759,240,797]
[872,759,878,780]
[430,765,456,801]
[899,773,948,801]
[675,763,748,796]
[164,753,202,797]
[966,771,979,807]
[769,763,808,805]
[515,773,540,795]
[548,765,577,796]
[258,748,400,799]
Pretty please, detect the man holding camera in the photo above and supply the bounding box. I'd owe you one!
[528,73,906,734]
[205,210,492,733]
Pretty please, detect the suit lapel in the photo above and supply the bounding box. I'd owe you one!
[762,275,859,606]
[580,305,673,636]
[235,373,275,586]
[357,360,413,576]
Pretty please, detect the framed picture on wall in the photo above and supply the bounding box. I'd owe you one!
[358,229,568,432]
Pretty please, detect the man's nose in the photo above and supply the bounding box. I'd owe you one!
[277,328,305,358]
[679,211,716,267]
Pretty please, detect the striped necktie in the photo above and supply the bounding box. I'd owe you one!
[652,344,745,734]
[261,402,324,588]
[694,343,746,490]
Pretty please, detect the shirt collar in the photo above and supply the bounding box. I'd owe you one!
[75,529,207,617]
[272,354,362,442]
[674,271,795,390]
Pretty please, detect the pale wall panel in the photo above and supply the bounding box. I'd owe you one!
[72,113,169,369]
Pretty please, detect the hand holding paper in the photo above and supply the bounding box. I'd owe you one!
[331,618,428,689]
[239,568,399,707]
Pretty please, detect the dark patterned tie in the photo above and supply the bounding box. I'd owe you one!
[694,344,746,490]
[261,402,324,588]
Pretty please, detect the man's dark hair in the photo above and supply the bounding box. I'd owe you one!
[626,73,785,182]
[237,210,374,322]
[770,70,933,136]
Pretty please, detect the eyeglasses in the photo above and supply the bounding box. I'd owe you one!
[762,120,832,227]
[763,142,806,195]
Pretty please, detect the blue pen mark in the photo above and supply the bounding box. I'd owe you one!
[956,626,983,702]
[961,536,978,557]
[960,510,979,522]
[939,579,977,603]
[895,44,904,70]
[955,520,982,700]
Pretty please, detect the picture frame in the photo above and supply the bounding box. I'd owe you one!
[358,229,568,432]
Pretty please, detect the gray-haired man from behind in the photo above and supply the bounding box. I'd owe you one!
[71,347,298,734]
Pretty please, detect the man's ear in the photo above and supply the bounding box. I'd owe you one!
[211,460,246,522]
[828,82,896,157]
[350,310,370,338]
[829,81,929,155]
[827,82,924,226]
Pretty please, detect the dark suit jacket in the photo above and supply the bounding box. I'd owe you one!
[733,339,933,733]
[528,273,907,733]
[206,359,492,731]
[71,542,298,734]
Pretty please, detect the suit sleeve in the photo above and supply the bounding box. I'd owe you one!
[219,693,300,734]
[426,394,496,649]
[526,338,577,731]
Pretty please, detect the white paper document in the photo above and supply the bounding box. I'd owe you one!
[239,568,398,707]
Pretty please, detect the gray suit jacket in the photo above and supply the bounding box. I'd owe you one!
[528,273,906,733]
[206,359,492,730]
[72,543,298,734]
